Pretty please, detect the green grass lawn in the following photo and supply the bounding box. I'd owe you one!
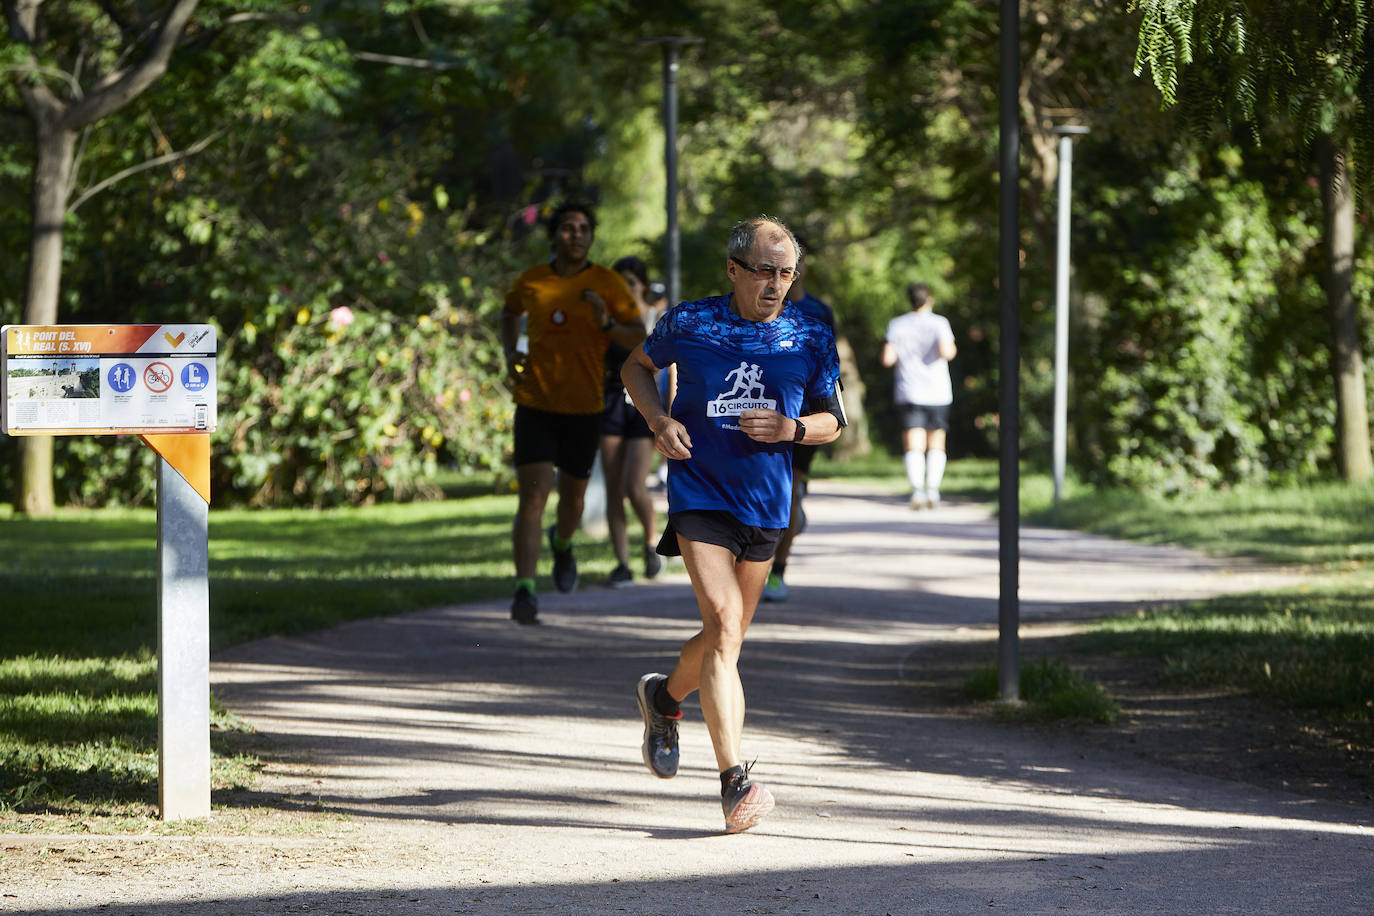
[3,456,1373,817]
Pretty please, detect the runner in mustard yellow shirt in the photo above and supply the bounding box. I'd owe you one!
[500,201,645,624]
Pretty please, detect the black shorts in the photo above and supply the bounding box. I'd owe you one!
[656,510,785,562]
[513,405,601,478]
[792,443,819,475]
[898,402,951,432]
[600,389,652,439]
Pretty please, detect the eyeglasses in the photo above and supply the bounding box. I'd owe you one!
[730,256,798,283]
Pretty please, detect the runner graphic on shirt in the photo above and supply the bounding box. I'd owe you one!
[708,362,776,417]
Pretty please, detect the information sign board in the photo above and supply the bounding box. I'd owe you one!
[2,324,217,435]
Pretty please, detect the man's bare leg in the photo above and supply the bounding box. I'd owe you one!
[513,462,555,579]
[667,538,770,771]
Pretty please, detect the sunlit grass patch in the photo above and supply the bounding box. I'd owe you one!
[1081,576,1374,724]
[964,657,1120,724]
[0,654,256,815]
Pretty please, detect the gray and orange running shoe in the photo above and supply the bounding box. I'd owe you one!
[635,673,680,779]
[722,762,774,834]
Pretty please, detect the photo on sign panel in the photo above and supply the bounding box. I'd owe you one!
[6,357,101,399]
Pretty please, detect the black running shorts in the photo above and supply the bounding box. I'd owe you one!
[513,405,601,478]
[792,443,819,476]
[898,402,951,432]
[600,389,652,439]
[657,510,785,562]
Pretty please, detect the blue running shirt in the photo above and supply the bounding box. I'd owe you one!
[644,294,842,528]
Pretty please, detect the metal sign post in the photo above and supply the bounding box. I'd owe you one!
[3,323,217,820]
[153,436,211,819]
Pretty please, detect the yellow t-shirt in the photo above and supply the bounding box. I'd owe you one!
[504,262,639,414]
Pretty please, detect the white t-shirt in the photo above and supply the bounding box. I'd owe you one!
[886,309,954,406]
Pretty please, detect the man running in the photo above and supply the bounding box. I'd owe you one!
[882,282,957,509]
[501,201,645,624]
[621,216,845,833]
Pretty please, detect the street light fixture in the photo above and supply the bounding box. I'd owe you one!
[1051,124,1089,505]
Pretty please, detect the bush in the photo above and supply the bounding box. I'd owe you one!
[214,301,512,507]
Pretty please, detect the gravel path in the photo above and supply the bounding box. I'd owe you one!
[5,480,1370,915]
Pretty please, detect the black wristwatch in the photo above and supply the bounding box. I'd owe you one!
[792,417,806,443]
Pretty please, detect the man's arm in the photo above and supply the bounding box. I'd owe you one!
[938,337,957,362]
[739,407,841,446]
[582,289,646,350]
[881,341,897,368]
[607,318,647,350]
[623,345,692,459]
[500,306,525,378]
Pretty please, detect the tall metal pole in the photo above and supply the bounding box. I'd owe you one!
[641,37,701,306]
[998,0,1022,703]
[663,43,681,306]
[1052,125,1089,504]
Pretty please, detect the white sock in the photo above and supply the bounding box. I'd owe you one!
[926,450,947,494]
[904,450,926,493]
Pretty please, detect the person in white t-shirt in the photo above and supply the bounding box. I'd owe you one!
[882,282,957,509]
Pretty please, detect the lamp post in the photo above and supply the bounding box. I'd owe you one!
[998,0,1021,703]
[1052,125,1089,505]
[639,36,702,307]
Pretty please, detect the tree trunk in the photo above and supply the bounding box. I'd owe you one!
[831,332,871,459]
[15,121,78,516]
[1317,135,1372,483]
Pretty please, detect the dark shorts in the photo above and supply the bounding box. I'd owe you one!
[656,510,785,563]
[792,443,819,476]
[898,402,951,432]
[513,405,601,478]
[600,389,652,439]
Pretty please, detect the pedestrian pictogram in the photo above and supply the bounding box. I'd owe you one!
[108,363,136,393]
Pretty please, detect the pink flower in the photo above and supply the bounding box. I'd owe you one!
[377,251,390,263]
[459,388,473,403]
[522,205,539,227]
[329,306,355,329]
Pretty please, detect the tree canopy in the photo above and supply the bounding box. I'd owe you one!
[2,0,1370,507]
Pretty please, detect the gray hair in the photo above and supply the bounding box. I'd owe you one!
[727,216,802,265]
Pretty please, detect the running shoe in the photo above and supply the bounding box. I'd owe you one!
[762,572,788,602]
[547,524,579,593]
[643,545,663,580]
[635,673,680,779]
[510,585,540,625]
[606,563,634,588]
[927,491,941,510]
[721,762,774,834]
[910,489,928,511]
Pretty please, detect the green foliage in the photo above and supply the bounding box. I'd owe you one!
[6,0,1372,510]
[964,657,1120,724]
[1074,148,1339,491]
[215,302,511,507]
[1131,1,1369,145]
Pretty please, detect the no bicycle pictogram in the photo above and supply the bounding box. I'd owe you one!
[143,361,174,393]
